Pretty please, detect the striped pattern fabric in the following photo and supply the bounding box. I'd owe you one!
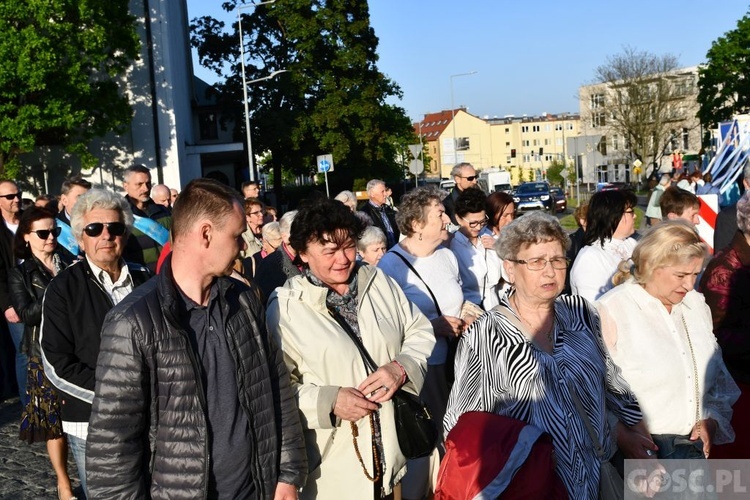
[444,293,642,499]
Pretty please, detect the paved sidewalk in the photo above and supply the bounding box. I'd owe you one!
[0,397,81,499]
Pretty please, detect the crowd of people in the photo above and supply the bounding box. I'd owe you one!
[0,160,746,499]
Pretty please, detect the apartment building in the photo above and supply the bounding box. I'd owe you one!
[578,66,702,183]
[414,110,580,182]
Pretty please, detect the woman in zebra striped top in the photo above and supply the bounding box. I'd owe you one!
[444,211,650,499]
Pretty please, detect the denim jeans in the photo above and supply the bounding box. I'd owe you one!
[7,322,27,406]
[66,433,88,498]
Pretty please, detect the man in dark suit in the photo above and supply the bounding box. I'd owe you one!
[360,179,399,249]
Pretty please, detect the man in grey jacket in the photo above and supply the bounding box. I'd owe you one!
[86,178,307,499]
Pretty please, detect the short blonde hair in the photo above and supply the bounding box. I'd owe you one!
[613,219,707,286]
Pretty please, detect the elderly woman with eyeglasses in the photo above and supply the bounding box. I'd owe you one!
[444,211,648,499]
[450,187,493,309]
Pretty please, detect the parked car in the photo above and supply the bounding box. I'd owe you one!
[550,187,567,213]
[513,181,553,214]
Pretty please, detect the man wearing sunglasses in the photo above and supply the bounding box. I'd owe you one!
[0,180,26,404]
[40,189,151,496]
[122,164,172,273]
[443,162,478,225]
[86,178,306,499]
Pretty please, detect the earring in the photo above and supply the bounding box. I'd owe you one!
[25,241,29,248]
[418,233,422,241]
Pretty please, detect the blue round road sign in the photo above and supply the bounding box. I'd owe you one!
[319,159,331,173]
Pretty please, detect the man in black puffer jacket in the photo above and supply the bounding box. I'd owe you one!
[86,179,307,499]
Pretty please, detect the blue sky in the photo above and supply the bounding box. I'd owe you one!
[186,0,748,122]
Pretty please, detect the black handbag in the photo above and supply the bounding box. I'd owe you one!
[328,308,438,459]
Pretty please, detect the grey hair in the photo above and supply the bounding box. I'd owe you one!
[743,162,750,183]
[357,226,386,251]
[495,211,570,260]
[366,179,385,194]
[261,221,282,244]
[450,162,474,178]
[334,190,357,210]
[279,210,298,237]
[70,189,134,242]
[659,174,671,186]
[396,186,445,236]
[737,191,750,235]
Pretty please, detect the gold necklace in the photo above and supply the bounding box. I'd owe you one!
[680,310,701,435]
[512,295,554,344]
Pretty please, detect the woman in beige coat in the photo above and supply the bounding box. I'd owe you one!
[267,197,435,499]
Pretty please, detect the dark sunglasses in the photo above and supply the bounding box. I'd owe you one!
[0,192,22,200]
[83,222,127,237]
[461,175,478,181]
[32,227,61,239]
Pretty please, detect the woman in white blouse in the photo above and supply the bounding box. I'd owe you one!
[597,220,740,459]
[479,191,515,309]
[450,187,492,309]
[570,189,638,302]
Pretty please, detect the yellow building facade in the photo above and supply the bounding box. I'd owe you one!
[414,110,580,183]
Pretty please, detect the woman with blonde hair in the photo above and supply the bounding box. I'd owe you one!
[598,220,740,460]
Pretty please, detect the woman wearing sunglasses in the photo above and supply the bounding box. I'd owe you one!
[8,207,75,499]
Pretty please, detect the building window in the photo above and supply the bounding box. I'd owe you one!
[555,123,563,131]
[545,155,553,162]
[523,140,530,147]
[523,154,531,162]
[682,127,689,150]
[533,139,539,146]
[532,125,540,132]
[591,93,605,109]
[506,156,512,164]
[544,138,551,146]
[506,141,511,147]
[199,112,219,140]
[556,138,563,146]
[456,137,470,151]
[592,112,606,128]
[505,127,510,134]
[545,124,551,132]
[612,135,620,151]
[567,123,574,131]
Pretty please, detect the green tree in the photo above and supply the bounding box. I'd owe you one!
[545,158,565,186]
[698,11,750,128]
[0,1,139,178]
[190,0,415,198]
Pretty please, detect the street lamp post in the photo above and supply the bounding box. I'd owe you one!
[450,71,477,165]
[238,0,277,182]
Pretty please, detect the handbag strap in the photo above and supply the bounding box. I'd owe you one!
[328,307,379,374]
[389,250,442,317]
[566,379,607,459]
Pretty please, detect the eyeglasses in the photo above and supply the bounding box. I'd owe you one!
[623,209,636,216]
[83,222,127,237]
[0,192,22,200]
[461,175,478,182]
[31,227,61,239]
[458,215,488,228]
[508,257,570,271]
[248,210,264,217]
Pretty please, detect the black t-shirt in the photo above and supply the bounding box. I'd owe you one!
[178,282,256,499]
